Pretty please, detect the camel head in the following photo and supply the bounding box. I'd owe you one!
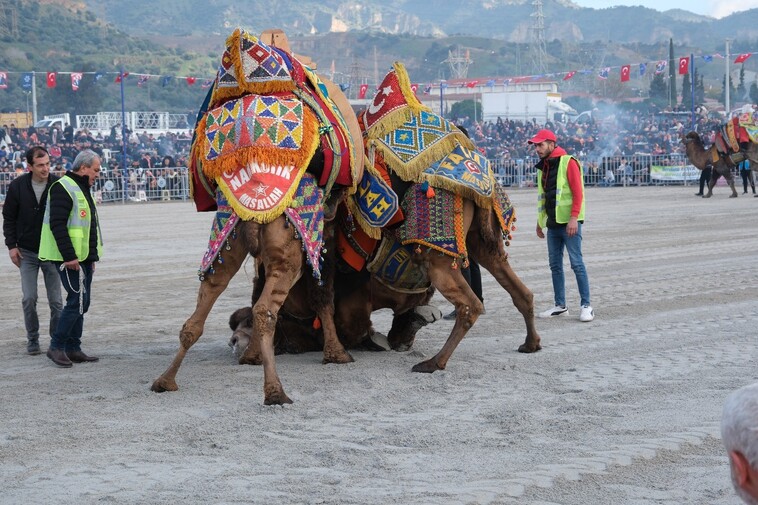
[228,307,253,357]
[682,131,703,147]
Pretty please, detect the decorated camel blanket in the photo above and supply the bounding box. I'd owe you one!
[190,28,358,220]
[199,173,326,282]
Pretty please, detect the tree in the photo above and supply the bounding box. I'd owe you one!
[681,72,691,106]
[695,71,705,104]
[737,65,747,102]
[750,79,758,104]
[649,72,668,107]
[449,99,481,123]
[719,74,737,107]
[668,38,676,108]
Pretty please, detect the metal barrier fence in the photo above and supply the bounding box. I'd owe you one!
[0,154,706,206]
[0,167,191,205]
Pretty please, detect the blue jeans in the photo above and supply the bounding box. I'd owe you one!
[50,262,93,352]
[546,225,591,307]
[19,248,63,343]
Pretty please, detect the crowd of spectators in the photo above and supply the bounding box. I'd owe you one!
[0,104,739,199]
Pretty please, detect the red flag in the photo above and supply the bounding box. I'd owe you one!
[186,77,196,86]
[410,83,419,95]
[465,80,479,88]
[620,65,631,82]
[115,72,130,83]
[734,53,752,64]
[46,72,57,88]
[678,57,689,75]
[70,72,82,91]
[563,71,576,81]
[358,83,368,99]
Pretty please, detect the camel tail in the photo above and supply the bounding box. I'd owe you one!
[240,221,263,257]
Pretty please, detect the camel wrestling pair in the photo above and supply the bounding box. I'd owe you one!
[682,113,758,198]
[151,29,541,405]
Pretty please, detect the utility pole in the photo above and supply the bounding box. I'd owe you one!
[725,39,731,116]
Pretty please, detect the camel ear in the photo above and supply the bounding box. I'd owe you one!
[229,307,253,330]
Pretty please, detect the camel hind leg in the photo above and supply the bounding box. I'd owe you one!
[151,226,248,392]
[469,238,541,353]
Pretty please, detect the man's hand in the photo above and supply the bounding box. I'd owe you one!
[536,224,544,239]
[567,216,579,237]
[62,259,80,271]
[9,248,22,268]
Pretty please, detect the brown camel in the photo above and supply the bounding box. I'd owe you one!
[151,30,363,405]
[681,131,758,198]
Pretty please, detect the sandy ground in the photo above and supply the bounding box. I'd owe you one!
[0,183,755,505]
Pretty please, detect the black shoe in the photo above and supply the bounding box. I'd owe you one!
[66,350,99,363]
[443,310,456,320]
[27,341,41,355]
[46,348,73,368]
[694,192,703,196]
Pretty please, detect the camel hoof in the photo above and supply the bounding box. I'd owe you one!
[518,341,542,353]
[412,359,442,373]
[239,354,263,366]
[151,377,178,393]
[322,350,354,365]
[704,194,712,198]
[392,341,414,352]
[730,194,738,198]
[264,390,293,405]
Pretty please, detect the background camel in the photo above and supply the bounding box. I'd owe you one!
[682,131,758,198]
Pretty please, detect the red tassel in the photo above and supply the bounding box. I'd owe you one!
[312,316,322,330]
[451,259,458,270]
[426,186,435,198]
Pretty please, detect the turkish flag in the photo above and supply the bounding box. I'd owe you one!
[465,80,479,88]
[115,72,130,83]
[734,53,752,64]
[678,57,689,75]
[563,71,576,81]
[186,77,197,86]
[46,72,57,88]
[358,83,368,99]
[410,83,419,95]
[620,65,631,82]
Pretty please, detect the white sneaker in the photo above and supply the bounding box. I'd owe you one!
[539,306,568,318]
[580,305,594,322]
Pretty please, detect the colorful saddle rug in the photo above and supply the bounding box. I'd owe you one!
[424,141,496,208]
[198,189,239,277]
[738,111,758,142]
[352,168,399,230]
[395,184,466,262]
[366,237,431,294]
[198,174,326,283]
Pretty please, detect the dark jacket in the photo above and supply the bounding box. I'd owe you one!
[48,171,100,263]
[3,172,59,252]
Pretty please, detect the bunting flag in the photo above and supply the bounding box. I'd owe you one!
[161,75,172,87]
[71,72,82,91]
[465,80,479,88]
[597,67,609,80]
[639,63,647,76]
[186,76,196,86]
[423,84,432,94]
[734,53,752,64]
[0,72,7,89]
[713,53,725,59]
[655,61,667,74]
[20,72,33,90]
[201,79,213,88]
[678,56,689,75]
[411,83,419,95]
[563,70,576,81]
[485,79,496,86]
[440,81,448,88]
[358,83,368,99]
[137,75,150,87]
[94,72,104,82]
[620,65,631,82]
[702,55,713,63]
[115,72,129,83]
[339,83,350,91]
[46,72,57,88]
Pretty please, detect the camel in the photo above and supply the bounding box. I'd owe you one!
[151,29,364,405]
[681,131,758,198]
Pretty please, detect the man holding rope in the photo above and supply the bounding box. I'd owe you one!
[39,150,103,368]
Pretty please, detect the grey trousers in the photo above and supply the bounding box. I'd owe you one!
[19,248,63,343]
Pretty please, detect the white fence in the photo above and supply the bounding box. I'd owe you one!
[75,112,191,137]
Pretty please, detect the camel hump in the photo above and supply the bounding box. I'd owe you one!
[260,28,316,69]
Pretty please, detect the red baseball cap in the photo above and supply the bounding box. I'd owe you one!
[527,129,557,144]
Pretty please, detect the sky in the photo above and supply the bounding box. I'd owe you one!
[573,0,758,19]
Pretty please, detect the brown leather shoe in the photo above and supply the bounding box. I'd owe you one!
[46,348,73,368]
[66,350,99,363]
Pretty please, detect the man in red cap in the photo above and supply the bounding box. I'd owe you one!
[529,129,594,322]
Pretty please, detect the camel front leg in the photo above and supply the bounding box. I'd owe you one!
[412,255,482,373]
[151,232,248,392]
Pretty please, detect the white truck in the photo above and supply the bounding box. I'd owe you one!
[481,91,577,124]
[34,113,71,130]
